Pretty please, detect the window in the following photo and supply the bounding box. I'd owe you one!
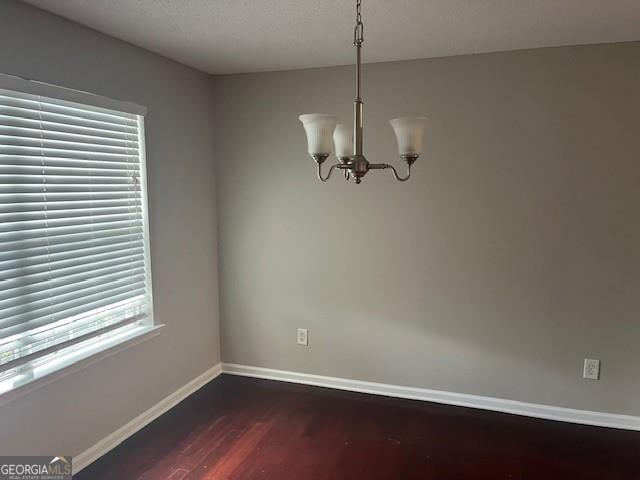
[0,74,155,394]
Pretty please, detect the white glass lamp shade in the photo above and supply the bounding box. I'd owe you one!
[390,117,427,156]
[299,114,338,156]
[333,124,353,158]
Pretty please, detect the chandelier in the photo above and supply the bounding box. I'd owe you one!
[299,0,426,184]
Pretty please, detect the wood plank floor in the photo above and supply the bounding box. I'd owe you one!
[74,374,640,479]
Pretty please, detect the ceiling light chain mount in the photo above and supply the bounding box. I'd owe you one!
[300,0,426,184]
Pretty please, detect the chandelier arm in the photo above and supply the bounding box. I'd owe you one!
[369,162,411,182]
[317,163,343,182]
[387,163,411,182]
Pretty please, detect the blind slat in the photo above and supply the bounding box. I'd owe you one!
[1,220,143,243]
[2,179,136,188]
[0,205,141,223]
[0,268,146,311]
[0,262,145,302]
[0,239,143,270]
[0,105,138,131]
[0,289,147,338]
[0,198,141,215]
[0,189,141,200]
[0,163,138,175]
[0,94,137,124]
[0,145,140,161]
[1,252,144,285]
[1,295,146,344]
[0,236,143,264]
[2,209,141,222]
[2,177,136,187]
[0,187,139,197]
[0,135,139,154]
[0,313,147,370]
[0,212,141,230]
[0,115,139,141]
[0,226,144,252]
[0,125,140,148]
[0,275,146,320]
[0,297,148,357]
[0,156,140,172]
[0,246,144,280]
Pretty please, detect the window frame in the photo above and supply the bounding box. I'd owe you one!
[0,73,159,402]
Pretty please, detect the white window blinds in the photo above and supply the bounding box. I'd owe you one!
[0,75,153,375]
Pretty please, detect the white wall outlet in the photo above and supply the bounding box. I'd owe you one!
[297,328,308,346]
[583,359,600,380]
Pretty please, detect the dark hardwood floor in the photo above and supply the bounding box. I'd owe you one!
[74,374,640,480]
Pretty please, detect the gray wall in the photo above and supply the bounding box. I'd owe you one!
[0,1,220,455]
[215,42,640,416]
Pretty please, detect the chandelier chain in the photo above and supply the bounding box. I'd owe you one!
[354,0,364,46]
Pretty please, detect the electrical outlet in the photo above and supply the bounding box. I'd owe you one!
[583,359,600,380]
[297,328,308,346]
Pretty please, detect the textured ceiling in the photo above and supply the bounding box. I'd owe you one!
[23,0,640,74]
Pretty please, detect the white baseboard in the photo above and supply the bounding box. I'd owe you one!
[222,363,640,432]
[73,363,223,475]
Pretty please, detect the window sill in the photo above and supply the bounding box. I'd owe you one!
[0,324,164,407]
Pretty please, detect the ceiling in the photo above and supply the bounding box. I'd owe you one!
[23,0,640,75]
